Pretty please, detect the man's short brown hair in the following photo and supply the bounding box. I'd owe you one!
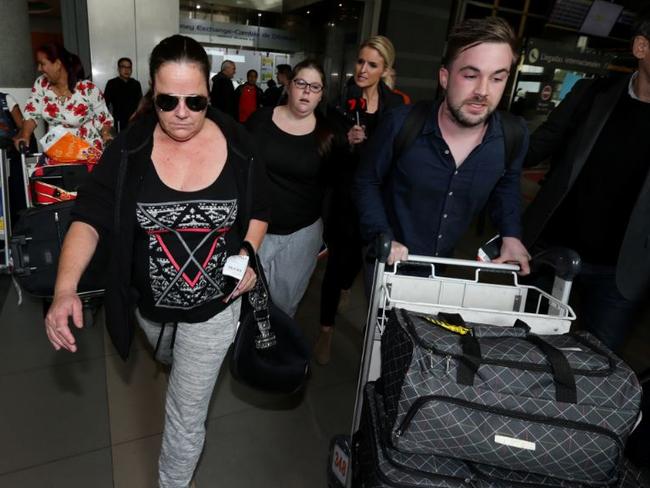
[633,7,650,40]
[443,17,518,67]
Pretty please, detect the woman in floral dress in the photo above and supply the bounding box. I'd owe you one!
[14,43,113,154]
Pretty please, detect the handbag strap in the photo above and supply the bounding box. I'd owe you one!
[241,240,269,297]
[241,240,277,350]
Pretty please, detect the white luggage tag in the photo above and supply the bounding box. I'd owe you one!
[223,254,249,281]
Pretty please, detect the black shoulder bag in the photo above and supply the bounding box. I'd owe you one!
[229,155,310,394]
[229,241,311,393]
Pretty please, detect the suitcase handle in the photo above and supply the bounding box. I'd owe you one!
[450,312,578,404]
[9,234,33,276]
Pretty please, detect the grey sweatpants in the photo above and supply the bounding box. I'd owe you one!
[136,299,241,488]
[258,218,323,317]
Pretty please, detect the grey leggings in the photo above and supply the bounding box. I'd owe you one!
[258,218,323,317]
[136,299,241,488]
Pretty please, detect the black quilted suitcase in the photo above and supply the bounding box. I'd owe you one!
[10,200,107,297]
[355,382,472,488]
[380,308,642,485]
[357,382,650,488]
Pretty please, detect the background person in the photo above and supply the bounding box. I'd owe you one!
[1,91,31,224]
[210,59,237,118]
[235,69,263,123]
[13,43,113,153]
[0,91,23,148]
[522,8,650,352]
[43,35,269,487]
[246,60,335,317]
[315,36,404,365]
[262,63,291,107]
[384,68,411,104]
[104,57,143,132]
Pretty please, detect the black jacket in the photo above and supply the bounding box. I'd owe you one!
[72,108,270,359]
[321,78,404,243]
[339,77,403,115]
[210,72,237,119]
[523,74,650,301]
[104,77,143,132]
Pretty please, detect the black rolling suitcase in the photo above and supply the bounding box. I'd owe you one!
[10,200,107,297]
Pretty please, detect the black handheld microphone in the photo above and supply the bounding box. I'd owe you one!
[346,97,367,126]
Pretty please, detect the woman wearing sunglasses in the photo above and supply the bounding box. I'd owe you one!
[43,35,269,487]
[246,60,337,318]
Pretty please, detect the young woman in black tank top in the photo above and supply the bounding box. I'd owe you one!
[246,60,334,318]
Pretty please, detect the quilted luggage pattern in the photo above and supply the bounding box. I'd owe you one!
[356,382,599,488]
[356,382,473,488]
[380,308,642,485]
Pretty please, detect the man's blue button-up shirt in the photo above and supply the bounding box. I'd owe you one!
[355,102,529,257]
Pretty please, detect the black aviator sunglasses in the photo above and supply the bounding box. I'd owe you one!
[154,94,209,112]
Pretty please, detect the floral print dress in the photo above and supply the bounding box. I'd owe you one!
[24,74,114,153]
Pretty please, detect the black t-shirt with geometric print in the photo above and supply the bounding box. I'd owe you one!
[133,158,241,323]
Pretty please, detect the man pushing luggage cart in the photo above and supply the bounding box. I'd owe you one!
[328,236,646,488]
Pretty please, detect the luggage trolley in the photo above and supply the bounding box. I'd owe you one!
[9,145,105,326]
[328,236,581,488]
[0,149,12,273]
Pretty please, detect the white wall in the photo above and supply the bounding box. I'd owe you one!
[87,0,179,95]
[202,46,292,89]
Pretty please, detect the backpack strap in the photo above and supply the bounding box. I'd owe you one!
[498,110,525,171]
[393,100,434,162]
[475,111,525,236]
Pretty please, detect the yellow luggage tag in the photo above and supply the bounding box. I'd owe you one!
[420,315,472,335]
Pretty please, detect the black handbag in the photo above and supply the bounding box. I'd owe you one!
[229,241,311,394]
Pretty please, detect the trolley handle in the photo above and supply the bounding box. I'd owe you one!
[397,255,520,272]
[530,247,581,281]
[18,141,29,155]
[373,233,392,263]
[372,234,520,272]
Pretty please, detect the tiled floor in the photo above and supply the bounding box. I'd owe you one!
[1,246,648,487]
[0,261,366,488]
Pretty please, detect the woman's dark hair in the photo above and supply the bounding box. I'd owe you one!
[276,64,292,77]
[289,59,333,158]
[133,35,211,120]
[37,43,85,92]
[149,34,210,92]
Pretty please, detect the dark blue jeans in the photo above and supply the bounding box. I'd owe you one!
[572,263,643,352]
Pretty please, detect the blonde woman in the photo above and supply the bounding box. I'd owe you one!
[316,36,404,364]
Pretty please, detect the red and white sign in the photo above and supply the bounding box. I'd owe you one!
[331,443,349,485]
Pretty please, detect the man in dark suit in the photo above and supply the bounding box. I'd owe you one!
[262,64,291,107]
[210,60,237,118]
[104,57,143,132]
[523,10,650,351]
